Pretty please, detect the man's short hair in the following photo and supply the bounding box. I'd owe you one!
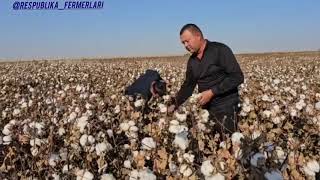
[180,23,203,37]
[154,80,167,96]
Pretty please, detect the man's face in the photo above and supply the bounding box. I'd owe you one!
[180,30,201,54]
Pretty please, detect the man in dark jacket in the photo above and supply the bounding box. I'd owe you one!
[125,69,167,103]
[168,24,244,134]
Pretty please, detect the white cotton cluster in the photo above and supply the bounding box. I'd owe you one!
[141,137,156,150]
[200,109,210,122]
[119,121,139,139]
[315,101,320,110]
[3,135,12,145]
[95,142,110,156]
[75,169,94,180]
[175,112,187,122]
[274,146,286,164]
[169,120,188,134]
[76,84,83,92]
[76,115,89,133]
[179,164,193,177]
[205,173,225,180]
[48,153,60,167]
[303,159,320,177]
[2,120,16,136]
[114,105,120,114]
[123,160,132,169]
[201,160,215,177]
[129,168,156,180]
[29,121,45,135]
[183,153,195,163]
[262,94,274,102]
[158,103,167,113]
[63,165,73,173]
[250,153,266,167]
[169,162,177,172]
[295,99,306,110]
[264,170,283,180]
[58,127,65,136]
[13,108,21,116]
[231,132,244,145]
[173,131,189,150]
[262,110,272,119]
[162,95,170,102]
[189,93,201,103]
[134,99,145,108]
[100,174,115,180]
[240,97,253,116]
[273,78,280,85]
[252,130,261,139]
[79,134,95,147]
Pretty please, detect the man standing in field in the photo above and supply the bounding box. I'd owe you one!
[168,24,244,134]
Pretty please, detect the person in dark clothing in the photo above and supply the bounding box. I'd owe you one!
[125,69,167,103]
[168,24,244,134]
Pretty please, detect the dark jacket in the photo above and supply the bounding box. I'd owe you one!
[175,40,244,108]
[125,69,162,102]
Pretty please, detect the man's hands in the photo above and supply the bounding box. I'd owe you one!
[198,89,214,106]
[168,89,214,114]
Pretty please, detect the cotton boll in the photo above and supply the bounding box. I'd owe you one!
[63,165,73,173]
[30,138,41,147]
[169,162,177,172]
[141,137,156,150]
[77,116,88,133]
[200,109,210,123]
[95,142,107,156]
[262,110,272,118]
[80,134,88,147]
[175,112,187,122]
[87,135,95,144]
[124,160,132,169]
[315,101,320,110]
[303,160,320,176]
[107,129,113,138]
[75,169,94,180]
[100,174,115,180]
[180,164,193,177]
[114,105,120,114]
[264,170,283,180]
[205,173,225,180]
[158,103,167,113]
[2,123,13,135]
[13,108,21,116]
[274,146,286,164]
[58,127,65,136]
[272,116,281,125]
[48,153,60,167]
[134,99,144,107]
[219,141,226,149]
[231,132,244,145]
[173,131,189,150]
[183,153,195,163]
[201,160,214,177]
[129,126,139,132]
[31,147,39,156]
[120,122,130,132]
[3,135,12,145]
[128,120,135,126]
[252,130,261,139]
[169,124,188,134]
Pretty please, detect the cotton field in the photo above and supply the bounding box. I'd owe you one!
[0,52,319,179]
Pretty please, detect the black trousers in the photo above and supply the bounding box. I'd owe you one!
[205,97,240,135]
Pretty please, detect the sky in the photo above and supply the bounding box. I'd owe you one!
[0,0,319,60]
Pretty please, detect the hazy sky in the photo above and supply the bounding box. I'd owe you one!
[1,0,319,60]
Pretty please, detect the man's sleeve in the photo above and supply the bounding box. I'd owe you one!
[210,45,244,96]
[175,59,197,107]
